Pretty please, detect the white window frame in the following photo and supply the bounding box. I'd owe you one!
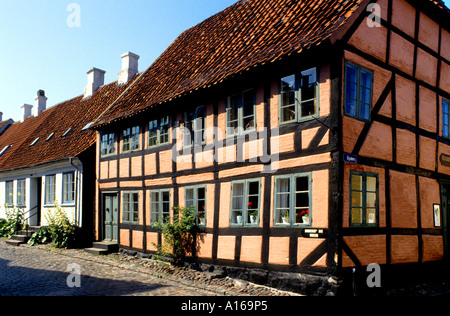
[274,173,312,227]
[185,186,207,226]
[62,172,76,205]
[150,189,171,224]
[44,175,56,206]
[122,191,139,224]
[148,116,170,148]
[230,179,261,226]
[226,89,256,137]
[17,179,26,207]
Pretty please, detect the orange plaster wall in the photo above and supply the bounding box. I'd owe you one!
[441,28,450,63]
[268,237,290,265]
[396,128,416,167]
[159,150,173,173]
[390,170,417,228]
[391,0,416,38]
[389,32,415,76]
[144,153,157,175]
[419,136,437,171]
[359,122,393,161]
[391,235,418,264]
[418,12,440,53]
[146,232,158,252]
[416,48,437,87]
[217,236,236,261]
[312,169,328,228]
[396,76,416,126]
[419,86,437,133]
[131,156,142,177]
[439,62,450,94]
[348,18,387,62]
[197,233,213,258]
[298,238,326,266]
[422,235,444,262]
[342,235,387,267]
[240,236,263,263]
[132,230,144,250]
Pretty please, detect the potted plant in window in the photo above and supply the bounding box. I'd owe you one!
[281,211,289,224]
[197,206,206,226]
[301,209,310,225]
[235,210,243,224]
[248,211,258,224]
[248,202,258,224]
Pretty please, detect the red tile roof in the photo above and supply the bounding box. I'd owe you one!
[92,0,366,127]
[91,0,450,128]
[0,80,135,172]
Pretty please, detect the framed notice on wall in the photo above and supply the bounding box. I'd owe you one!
[433,204,441,227]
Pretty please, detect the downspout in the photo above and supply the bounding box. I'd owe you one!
[69,157,82,227]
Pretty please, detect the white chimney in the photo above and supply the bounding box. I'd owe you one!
[118,52,139,84]
[34,90,47,116]
[84,68,106,98]
[21,104,33,121]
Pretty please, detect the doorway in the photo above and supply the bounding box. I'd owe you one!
[102,193,118,242]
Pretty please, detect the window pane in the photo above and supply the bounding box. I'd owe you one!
[367,208,377,224]
[248,181,259,195]
[352,191,363,208]
[295,192,309,208]
[359,102,370,121]
[281,75,295,94]
[367,176,377,192]
[345,97,357,117]
[361,71,372,88]
[351,208,363,224]
[351,174,363,191]
[346,65,358,83]
[366,192,377,208]
[281,105,296,122]
[300,100,316,117]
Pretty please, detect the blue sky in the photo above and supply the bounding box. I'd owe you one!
[0,0,449,122]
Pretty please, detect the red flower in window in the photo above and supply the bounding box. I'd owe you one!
[248,201,253,208]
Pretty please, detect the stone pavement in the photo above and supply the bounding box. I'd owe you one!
[0,240,299,296]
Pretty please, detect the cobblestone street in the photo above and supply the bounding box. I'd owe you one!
[0,240,297,296]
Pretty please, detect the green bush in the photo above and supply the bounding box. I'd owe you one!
[28,226,52,246]
[152,206,199,266]
[28,205,80,249]
[0,207,24,238]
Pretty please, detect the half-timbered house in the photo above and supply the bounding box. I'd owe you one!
[90,0,450,293]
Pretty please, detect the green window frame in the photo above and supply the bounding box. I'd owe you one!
[274,173,312,227]
[62,172,75,204]
[226,89,256,136]
[183,106,206,147]
[5,181,14,207]
[350,171,378,227]
[150,189,170,224]
[44,175,56,206]
[101,132,116,156]
[443,99,449,139]
[17,179,26,207]
[148,116,170,147]
[122,191,139,224]
[230,179,261,226]
[344,62,373,122]
[185,186,207,226]
[122,126,140,153]
[279,67,319,124]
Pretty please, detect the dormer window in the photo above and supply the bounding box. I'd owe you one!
[30,138,40,147]
[46,133,55,141]
[0,145,11,157]
[82,122,93,131]
[62,128,72,137]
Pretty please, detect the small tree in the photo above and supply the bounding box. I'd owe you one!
[152,206,198,266]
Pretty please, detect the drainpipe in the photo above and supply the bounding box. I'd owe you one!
[69,157,82,227]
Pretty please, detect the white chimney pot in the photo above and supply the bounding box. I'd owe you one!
[21,104,33,121]
[34,90,47,117]
[84,68,106,98]
[118,52,139,85]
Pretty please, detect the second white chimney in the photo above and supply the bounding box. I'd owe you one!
[21,104,33,121]
[84,68,106,98]
[34,90,47,116]
[118,52,139,84]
